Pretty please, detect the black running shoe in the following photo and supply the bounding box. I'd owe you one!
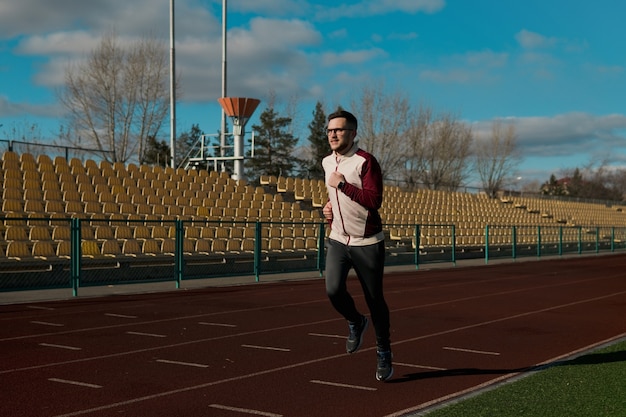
[346,315,368,354]
[376,350,393,381]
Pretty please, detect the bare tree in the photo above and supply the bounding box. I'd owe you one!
[475,120,520,197]
[404,108,473,191]
[350,83,412,181]
[59,32,170,163]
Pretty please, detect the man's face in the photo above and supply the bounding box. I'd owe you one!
[327,117,356,155]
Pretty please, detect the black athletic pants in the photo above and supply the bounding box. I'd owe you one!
[325,238,391,351]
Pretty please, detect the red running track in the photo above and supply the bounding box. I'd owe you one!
[1,255,625,417]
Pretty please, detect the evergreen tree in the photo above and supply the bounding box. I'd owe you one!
[176,124,205,168]
[247,106,301,179]
[141,135,170,167]
[306,101,328,179]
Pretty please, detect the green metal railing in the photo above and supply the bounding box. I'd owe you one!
[1,217,625,297]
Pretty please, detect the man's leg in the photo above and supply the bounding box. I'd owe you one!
[325,239,368,353]
[351,241,390,350]
[351,241,393,381]
[325,239,361,323]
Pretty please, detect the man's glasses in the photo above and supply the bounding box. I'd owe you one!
[326,128,354,136]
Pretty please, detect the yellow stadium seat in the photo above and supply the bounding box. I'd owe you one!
[122,239,142,256]
[5,226,29,241]
[142,239,161,256]
[81,240,101,258]
[2,199,24,213]
[192,239,209,254]
[29,226,52,241]
[32,241,56,259]
[6,241,30,259]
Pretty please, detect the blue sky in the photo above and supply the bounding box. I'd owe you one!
[1,0,625,187]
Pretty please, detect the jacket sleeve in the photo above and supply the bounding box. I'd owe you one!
[343,156,383,210]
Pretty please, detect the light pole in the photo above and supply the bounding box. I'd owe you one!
[220,0,227,172]
[169,0,176,168]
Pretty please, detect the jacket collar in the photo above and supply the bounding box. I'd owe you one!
[334,141,359,160]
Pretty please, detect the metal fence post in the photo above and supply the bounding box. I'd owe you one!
[254,221,262,281]
[70,218,81,296]
[484,225,490,264]
[578,227,582,254]
[611,227,615,252]
[317,222,325,275]
[451,224,456,266]
[536,225,541,258]
[175,219,184,288]
[414,224,420,269]
[512,225,517,260]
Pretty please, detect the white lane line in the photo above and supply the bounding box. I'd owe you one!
[310,379,377,391]
[395,362,447,371]
[49,378,102,389]
[199,322,237,327]
[156,359,209,368]
[308,333,344,339]
[209,404,282,417]
[241,344,291,352]
[126,331,167,338]
[39,343,82,351]
[105,313,137,319]
[443,346,501,356]
[27,305,55,311]
[30,321,64,327]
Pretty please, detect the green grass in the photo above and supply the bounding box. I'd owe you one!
[423,339,626,417]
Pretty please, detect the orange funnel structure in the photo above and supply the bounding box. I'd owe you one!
[217,97,260,181]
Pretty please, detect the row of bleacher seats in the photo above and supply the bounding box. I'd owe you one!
[262,173,625,229]
[1,151,324,261]
[2,151,626,260]
[1,151,321,224]
[2,235,319,260]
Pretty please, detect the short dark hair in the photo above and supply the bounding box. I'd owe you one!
[328,109,358,130]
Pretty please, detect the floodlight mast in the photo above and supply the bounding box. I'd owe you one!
[169,0,176,168]
[217,97,260,181]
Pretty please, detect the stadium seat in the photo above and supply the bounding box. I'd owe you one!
[151,226,169,240]
[6,241,30,259]
[114,225,133,240]
[81,240,101,258]
[160,239,176,256]
[211,239,227,253]
[142,239,161,256]
[5,226,28,241]
[24,188,43,201]
[121,239,142,257]
[185,227,201,239]
[32,241,56,259]
[132,225,151,241]
[29,226,52,241]
[226,238,242,253]
[94,225,115,241]
[2,199,23,213]
[195,239,211,254]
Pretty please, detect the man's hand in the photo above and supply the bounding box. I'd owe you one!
[323,201,333,221]
[328,172,345,189]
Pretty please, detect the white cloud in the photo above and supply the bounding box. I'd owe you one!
[174,17,322,101]
[0,95,62,118]
[320,48,388,67]
[316,0,445,20]
[418,50,507,84]
[420,68,479,84]
[515,29,558,49]
[388,32,419,41]
[230,0,312,15]
[475,113,626,159]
